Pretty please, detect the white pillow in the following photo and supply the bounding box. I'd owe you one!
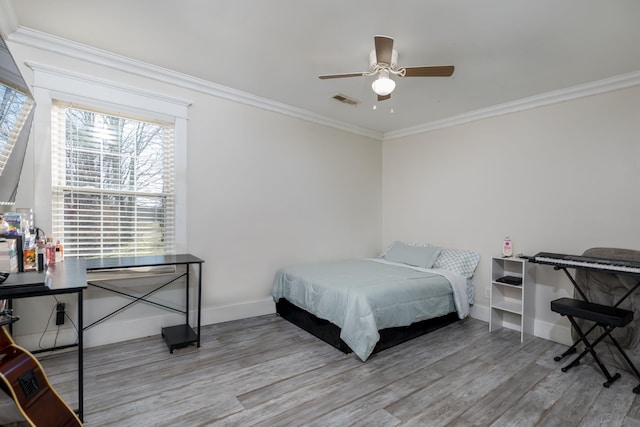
[382,241,442,268]
[433,247,481,279]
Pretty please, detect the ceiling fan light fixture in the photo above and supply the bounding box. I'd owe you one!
[371,74,396,96]
[318,35,455,100]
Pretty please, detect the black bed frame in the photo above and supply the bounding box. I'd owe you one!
[275,298,459,356]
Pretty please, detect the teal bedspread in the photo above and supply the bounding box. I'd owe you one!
[272,259,468,361]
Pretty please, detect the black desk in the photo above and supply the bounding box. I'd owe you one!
[0,254,203,421]
[85,254,204,353]
[0,260,87,420]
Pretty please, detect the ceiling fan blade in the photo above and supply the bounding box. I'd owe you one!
[318,72,366,80]
[377,94,391,101]
[374,35,394,65]
[401,65,455,77]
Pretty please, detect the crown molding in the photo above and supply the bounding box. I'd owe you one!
[9,26,383,141]
[384,70,640,140]
[8,26,638,143]
[0,0,19,38]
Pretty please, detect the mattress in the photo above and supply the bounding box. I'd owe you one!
[272,258,469,361]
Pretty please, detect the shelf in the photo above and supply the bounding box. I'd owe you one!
[489,256,535,342]
[491,281,523,290]
[161,324,198,354]
[491,300,522,315]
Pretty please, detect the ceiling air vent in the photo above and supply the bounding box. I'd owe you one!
[331,93,360,106]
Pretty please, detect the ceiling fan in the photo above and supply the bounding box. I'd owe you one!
[319,35,454,101]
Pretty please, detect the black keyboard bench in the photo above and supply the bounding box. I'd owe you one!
[551,298,633,327]
[551,297,640,392]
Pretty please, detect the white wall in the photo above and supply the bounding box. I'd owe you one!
[186,95,383,321]
[382,85,640,344]
[7,26,638,349]
[6,37,382,348]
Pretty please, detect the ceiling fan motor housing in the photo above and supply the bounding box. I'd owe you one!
[370,49,398,71]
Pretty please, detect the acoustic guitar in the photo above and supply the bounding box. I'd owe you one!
[0,308,82,427]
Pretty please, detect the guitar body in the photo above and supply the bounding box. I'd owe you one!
[0,325,82,427]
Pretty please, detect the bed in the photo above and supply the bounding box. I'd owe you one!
[272,242,480,361]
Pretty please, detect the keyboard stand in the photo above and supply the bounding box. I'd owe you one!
[551,297,639,390]
[548,265,640,393]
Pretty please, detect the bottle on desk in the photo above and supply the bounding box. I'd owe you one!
[23,244,36,271]
[36,238,45,271]
[55,239,64,263]
[46,237,56,266]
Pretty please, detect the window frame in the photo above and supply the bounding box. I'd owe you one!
[29,64,190,255]
[51,101,177,258]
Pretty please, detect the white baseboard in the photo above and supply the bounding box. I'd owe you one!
[14,297,277,350]
[469,303,572,346]
[14,328,82,354]
[533,318,572,346]
[469,303,490,322]
[16,299,571,351]
[201,297,276,325]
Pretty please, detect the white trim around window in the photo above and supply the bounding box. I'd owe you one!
[28,62,191,253]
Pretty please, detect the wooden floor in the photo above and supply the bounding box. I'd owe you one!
[36,315,640,427]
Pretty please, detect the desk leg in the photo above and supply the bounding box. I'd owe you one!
[77,290,84,421]
[185,265,190,329]
[197,262,202,347]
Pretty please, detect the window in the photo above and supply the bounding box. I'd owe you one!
[51,101,175,258]
[0,84,33,175]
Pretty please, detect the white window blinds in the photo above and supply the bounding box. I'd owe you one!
[0,85,34,176]
[51,101,175,258]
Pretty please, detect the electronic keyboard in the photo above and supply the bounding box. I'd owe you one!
[531,252,640,275]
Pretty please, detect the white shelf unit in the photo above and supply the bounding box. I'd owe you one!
[489,256,535,342]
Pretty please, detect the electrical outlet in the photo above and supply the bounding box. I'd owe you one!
[56,302,65,325]
[485,287,490,298]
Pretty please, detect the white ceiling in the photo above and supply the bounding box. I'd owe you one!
[7,0,640,136]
